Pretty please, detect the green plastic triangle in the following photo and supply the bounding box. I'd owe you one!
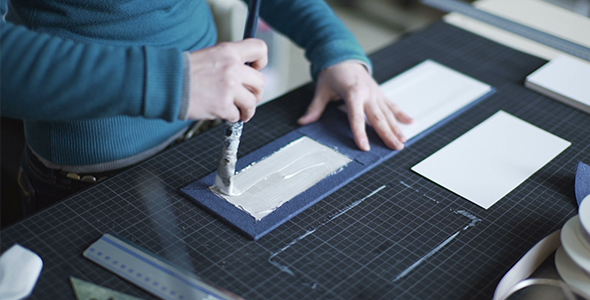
[70,277,144,300]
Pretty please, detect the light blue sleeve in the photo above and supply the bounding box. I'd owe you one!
[257,0,372,79]
[0,0,185,122]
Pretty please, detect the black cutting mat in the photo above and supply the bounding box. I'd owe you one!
[2,21,589,300]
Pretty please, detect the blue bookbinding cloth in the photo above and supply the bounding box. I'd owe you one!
[181,87,495,240]
[575,161,590,206]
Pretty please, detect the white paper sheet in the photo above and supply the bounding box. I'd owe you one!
[341,60,493,140]
[412,111,571,209]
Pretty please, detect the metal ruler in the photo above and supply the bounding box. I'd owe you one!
[84,234,239,300]
[421,0,590,61]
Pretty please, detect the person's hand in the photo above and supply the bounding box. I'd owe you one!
[186,38,267,122]
[298,61,413,151]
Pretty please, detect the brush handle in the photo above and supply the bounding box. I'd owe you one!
[215,121,243,195]
[215,0,261,195]
[243,0,261,40]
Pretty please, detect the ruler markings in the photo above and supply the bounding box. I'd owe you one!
[84,234,236,300]
[422,0,590,61]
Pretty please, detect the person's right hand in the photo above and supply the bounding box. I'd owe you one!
[186,38,268,122]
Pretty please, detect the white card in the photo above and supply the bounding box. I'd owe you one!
[412,111,571,209]
[341,60,493,140]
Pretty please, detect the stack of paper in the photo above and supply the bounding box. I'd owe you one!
[526,55,590,115]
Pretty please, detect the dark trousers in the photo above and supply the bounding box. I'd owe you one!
[15,122,198,217]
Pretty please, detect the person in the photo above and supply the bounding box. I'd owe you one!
[1,0,412,215]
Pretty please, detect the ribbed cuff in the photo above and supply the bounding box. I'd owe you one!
[306,39,372,81]
[142,46,185,122]
[178,51,191,121]
[321,59,373,76]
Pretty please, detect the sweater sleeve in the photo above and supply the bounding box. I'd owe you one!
[0,0,185,122]
[257,0,372,80]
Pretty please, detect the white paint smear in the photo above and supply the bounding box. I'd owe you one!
[213,137,352,221]
[412,111,571,209]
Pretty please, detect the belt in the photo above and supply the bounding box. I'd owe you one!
[62,171,108,183]
[24,146,125,185]
[28,120,222,183]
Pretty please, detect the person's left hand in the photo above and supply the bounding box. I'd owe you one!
[297,61,413,151]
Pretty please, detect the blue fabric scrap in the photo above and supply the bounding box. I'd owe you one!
[575,161,590,206]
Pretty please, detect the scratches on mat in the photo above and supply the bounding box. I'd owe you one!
[268,185,387,276]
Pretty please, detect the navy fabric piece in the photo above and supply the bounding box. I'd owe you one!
[181,78,496,240]
[181,130,367,240]
[575,161,590,206]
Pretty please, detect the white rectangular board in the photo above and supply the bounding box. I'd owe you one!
[341,60,493,140]
[526,55,590,115]
[412,111,571,209]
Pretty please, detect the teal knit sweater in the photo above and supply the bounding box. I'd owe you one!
[1,0,370,172]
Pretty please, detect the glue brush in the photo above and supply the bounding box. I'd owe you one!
[214,0,262,196]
